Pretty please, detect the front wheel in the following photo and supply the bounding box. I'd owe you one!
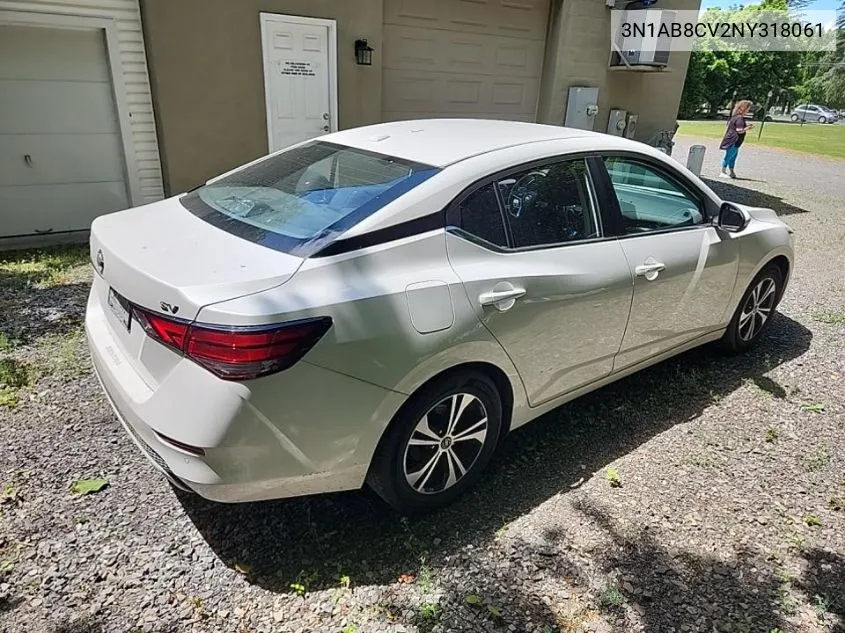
[819,116,827,124]
[367,371,503,515]
[790,114,799,122]
[721,264,783,353]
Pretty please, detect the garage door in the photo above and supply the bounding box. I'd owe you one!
[383,0,550,122]
[0,24,129,238]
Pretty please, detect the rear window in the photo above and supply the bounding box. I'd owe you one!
[180,141,440,256]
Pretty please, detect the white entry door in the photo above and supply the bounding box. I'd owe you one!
[260,14,337,153]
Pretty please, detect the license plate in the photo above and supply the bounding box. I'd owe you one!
[107,288,132,333]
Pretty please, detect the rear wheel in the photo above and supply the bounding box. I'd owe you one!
[367,371,502,515]
[721,264,783,353]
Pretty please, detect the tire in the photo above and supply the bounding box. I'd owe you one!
[721,264,783,353]
[819,116,827,124]
[366,371,503,515]
[790,114,799,122]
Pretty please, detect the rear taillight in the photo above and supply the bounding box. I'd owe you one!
[133,308,331,381]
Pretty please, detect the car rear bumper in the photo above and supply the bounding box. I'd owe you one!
[85,286,404,503]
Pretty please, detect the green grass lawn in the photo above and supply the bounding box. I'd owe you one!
[677,120,845,160]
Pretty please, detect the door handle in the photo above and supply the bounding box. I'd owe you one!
[322,125,330,132]
[635,262,665,275]
[479,287,526,307]
[635,261,666,281]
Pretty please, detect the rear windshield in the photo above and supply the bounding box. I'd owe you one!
[180,141,440,256]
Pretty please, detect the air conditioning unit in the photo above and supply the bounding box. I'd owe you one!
[611,9,675,69]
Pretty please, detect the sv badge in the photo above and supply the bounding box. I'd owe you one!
[160,302,180,315]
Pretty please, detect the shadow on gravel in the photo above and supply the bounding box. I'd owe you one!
[0,595,22,614]
[541,501,788,632]
[0,271,89,343]
[703,179,810,216]
[179,311,812,625]
[797,548,845,633]
[47,618,179,633]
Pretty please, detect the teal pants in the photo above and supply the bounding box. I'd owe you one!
[722,145,739,169]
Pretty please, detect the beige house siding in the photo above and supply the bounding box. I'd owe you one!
[140,0,697,195]
[537,0,697,142]
[140,0,383,194]
[382,0,550,122]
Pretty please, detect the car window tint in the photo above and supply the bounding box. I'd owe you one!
[496,159,600,249]
[604,157,704,233]
[459,184,507,247]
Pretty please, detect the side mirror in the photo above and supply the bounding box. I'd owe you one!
[715,202,749,233]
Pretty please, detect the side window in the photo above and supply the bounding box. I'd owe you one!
[459,183,507,247]
[604,157,704,233]
[496,159,600,249]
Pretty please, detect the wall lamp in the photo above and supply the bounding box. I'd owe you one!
[355,39,374,65]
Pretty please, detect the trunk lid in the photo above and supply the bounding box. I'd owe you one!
[89,195,304,322]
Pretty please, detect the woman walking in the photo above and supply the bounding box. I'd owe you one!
[719,100,754,178]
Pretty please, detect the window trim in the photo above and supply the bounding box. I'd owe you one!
[446,152,615,253]
[596,151,719,239]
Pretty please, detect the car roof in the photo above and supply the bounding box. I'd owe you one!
[320,118,608,168]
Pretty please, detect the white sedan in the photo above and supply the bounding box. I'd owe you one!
[86,119,794,514]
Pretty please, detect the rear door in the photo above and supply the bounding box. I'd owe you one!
[446,156,633,407]
[597,155,739,371]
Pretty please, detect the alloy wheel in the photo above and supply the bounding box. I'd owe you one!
[403,393,489,495]
[738,276,777,342]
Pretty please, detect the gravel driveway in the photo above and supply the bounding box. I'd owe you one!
[1,138,843,633]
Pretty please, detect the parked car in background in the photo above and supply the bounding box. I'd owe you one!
[790,104,839,124]
[85,119,795,514]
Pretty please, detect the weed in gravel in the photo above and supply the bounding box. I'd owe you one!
[605,467,622,488]
[765,428,779,442]
[0,357,34,409]
[342,625,358,633]
[789,532,805,552]
[36,328,87,378]
[0,333,11,352]
[417,562,434,593]
[811,310,845,324]
[418,601,439,621]
[804,515,822,527]
[0,388,20,409]
[599,586,626,608]
[800,402,826,413]
[829,497,844,512]
[0,245,89,288]
[0,357,33,389]
[802,447,830,471]
[812,594,830,624]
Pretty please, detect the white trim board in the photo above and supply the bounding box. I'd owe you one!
[259,12,339,153]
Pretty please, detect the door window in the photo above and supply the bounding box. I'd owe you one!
[497,159,600,248]
[604,157,704,233]
[458,184,508,247]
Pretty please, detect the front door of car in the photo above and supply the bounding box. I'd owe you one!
[446,157,634,407]
[599,156,740,371]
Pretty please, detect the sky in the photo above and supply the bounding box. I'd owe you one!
[699,0,839,10]
[697,0,840,30]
